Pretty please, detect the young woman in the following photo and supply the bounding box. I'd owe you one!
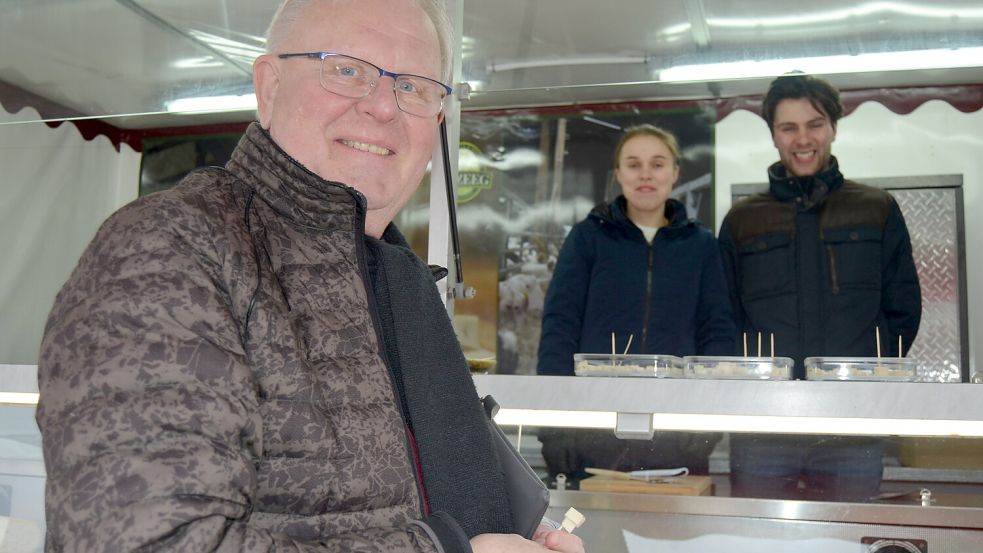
[536,124,736,480]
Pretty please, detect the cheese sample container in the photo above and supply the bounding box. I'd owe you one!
[574,353,685,378]
[683,356,794,380]
[804,357,918,381]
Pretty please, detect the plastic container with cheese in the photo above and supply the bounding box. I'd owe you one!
[574,353,685,378]
[804,357,918,381]
[683,355,794,380]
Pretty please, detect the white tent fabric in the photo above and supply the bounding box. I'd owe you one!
[0,103,140,364]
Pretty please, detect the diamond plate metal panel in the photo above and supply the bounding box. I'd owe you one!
[732,180,967,382]
[893,188,963,382]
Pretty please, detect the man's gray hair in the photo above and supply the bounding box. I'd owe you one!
[264,0,454,85]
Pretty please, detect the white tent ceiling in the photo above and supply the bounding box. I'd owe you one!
[2,0,982,128]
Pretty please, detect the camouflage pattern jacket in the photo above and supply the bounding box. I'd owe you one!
[36,123,511,552]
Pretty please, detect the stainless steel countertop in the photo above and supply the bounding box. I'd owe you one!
[473,374,983,423]
[548,489,983,530]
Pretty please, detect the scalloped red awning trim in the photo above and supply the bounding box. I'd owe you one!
[716,84,983,122]
[41,119,251,153]
[467,83,983,123]
[11,83,983,150]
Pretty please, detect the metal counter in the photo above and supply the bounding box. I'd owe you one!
[476,374,983,551]
[472,374,983,424]
[545,491,983,552]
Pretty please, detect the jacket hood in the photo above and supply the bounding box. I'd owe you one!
[767,155,845,211]
[590,196,695,239]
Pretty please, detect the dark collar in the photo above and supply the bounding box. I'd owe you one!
[767,156,845,210]
[592,196,694,236]
[226,122,364,230]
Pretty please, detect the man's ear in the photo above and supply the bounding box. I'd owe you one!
[437,110,445,125]
[831,122,838,142]
[253,54,279,129]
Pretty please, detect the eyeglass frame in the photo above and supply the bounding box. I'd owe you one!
[277,51,453,117]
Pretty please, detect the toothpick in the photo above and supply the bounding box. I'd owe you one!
[770,333,775,358]
[743,332,747,358]
[876,326,881,359]
[757,332,762,357]
[623,334,634,355]
[611,332,616,355]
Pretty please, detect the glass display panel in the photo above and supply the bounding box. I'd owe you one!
[496,423,983,507]
[455,105,715,373]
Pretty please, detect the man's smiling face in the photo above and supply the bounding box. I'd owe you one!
[254,0,443,236]
[771,97,837,178]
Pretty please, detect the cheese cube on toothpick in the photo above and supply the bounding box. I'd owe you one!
[560,507,586,533]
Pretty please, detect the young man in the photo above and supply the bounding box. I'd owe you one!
[718,73,921,501]
[35,1,583,552]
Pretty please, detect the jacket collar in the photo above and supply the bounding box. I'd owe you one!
[767,155,845,210]
[227,123,364,230]
[592,196,693,237]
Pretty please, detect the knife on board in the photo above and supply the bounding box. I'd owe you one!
[584,467,689,482]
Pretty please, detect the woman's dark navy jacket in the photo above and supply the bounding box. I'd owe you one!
[537,196,737,375]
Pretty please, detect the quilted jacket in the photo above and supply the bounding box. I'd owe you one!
[718,157,921,376]
[36,123,511,552]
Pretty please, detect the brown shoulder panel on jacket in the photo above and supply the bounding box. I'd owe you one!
[821,180,893,230]
[725,193,797,246]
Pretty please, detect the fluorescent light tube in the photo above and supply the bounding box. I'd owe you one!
[494,409,983,437]
[658,47,983,82]
[165,93,257,113]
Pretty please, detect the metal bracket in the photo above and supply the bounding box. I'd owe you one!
[615,412,655,440]
[450,282,477,299]
[456,81,473,102]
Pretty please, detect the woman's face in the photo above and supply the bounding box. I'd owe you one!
[615,134,679,217]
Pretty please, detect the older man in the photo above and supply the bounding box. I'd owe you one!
[36,1,583,552]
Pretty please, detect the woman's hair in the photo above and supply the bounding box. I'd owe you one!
[265,0,454,84]
[613,124,681,168]
[761,73,843,131]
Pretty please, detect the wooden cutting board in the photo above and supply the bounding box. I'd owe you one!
[579,475,712,496]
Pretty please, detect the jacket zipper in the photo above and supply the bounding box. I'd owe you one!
[826,244,840,295]
[349,190,431,517]
[640,243,655,352]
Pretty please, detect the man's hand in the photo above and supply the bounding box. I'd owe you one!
[471,528,585,553]
[534,523,587,553]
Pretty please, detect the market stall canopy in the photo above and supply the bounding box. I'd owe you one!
[2,0,982,128]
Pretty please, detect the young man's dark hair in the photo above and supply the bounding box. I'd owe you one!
[761,73,844,130]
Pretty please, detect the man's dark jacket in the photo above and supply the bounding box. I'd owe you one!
[718,156,921,377]
[538,196,735,375]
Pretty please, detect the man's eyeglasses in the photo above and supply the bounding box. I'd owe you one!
[277,52,452,118]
